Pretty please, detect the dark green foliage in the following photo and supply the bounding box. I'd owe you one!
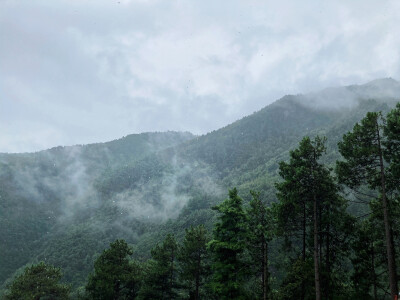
[336,110,399,297]
[1,81,400,296]
[138,234,179,300]
[274,136,326,299]
[274,258,314,300]
[384,102,400,187]
[245,191,271,300]
[3,262,70,300]
[0,131,193,289]
[351,217,386,300]
[208,188,248,299]
[336,112,386,189]
[178,225,210,300]
[85,239,140,300]
[275,136,353,299]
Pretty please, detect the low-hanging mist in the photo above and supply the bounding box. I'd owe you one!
[1,78,400,292]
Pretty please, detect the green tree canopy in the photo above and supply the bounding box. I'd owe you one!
[336,111,399,297]
[4,262,70,300]
[275,136,353,299]
[85,239,140,300]
[138,234,178,300]
[245,191,272,300]
[208,188,248,299]
[178,225,210,300]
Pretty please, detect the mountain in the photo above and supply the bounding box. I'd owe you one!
[0,131,194,286]
[1,78,399,291]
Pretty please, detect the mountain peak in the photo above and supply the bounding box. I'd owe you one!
[362,77,399,88]
[347,77,400,101]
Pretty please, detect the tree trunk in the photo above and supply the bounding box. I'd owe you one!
[371,240,378,300]
[312,148,321,300]
[195,252,201,300]
[169,249,175,300]
[325,215,331,300]
[301,202,306,300]
[313,193,321,300]
[263,240,269,300]
[376,122,398,298]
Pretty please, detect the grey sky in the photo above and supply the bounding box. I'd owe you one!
[1,0,399,153]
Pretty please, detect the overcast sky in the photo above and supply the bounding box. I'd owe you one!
[1,0,399,153]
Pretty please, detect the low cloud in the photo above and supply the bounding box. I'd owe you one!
[1,0,400,152]
[297,78,400,111]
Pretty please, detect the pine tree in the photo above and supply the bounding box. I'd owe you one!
[275,136,326,300]
[275,136,352,299]
[208,188,248,299]
[246,191,271,300]
[85,239,140,300]
[4,262,70,300]
[351,216,386,300]
[336,111,399,297]
[138,234,178,300]
[178,225,209,300]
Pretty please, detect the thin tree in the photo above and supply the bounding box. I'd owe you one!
[276,136,326,300]
[138,234,178,300]
[178,225,209,300]
[336,111,398,297]
[246,191,271,300]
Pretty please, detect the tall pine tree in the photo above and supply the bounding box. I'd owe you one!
[275,136,326,300]
[336,111,399,297]
[276,136,352,299]
[246,191,271,300]
[208,188,248,299]
[85,239,140,300]
[178,225,210,300]
[138,234,178,300]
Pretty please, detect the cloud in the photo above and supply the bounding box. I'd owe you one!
[1,0,400,152]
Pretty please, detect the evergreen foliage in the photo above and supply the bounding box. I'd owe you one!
[2,82,400,297]
[85,239,140,300]
[138,234,179,300]
[275,136,353,299]
[245,191,271,300]
[208,188,248,299]
[351,216,386,299]
[336,110,399,297]
[3,262,70,300]
[178,225,210,300]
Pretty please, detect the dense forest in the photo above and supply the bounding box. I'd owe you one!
[1,79,400,299]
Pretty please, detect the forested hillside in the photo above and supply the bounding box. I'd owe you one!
[1,78,400,297]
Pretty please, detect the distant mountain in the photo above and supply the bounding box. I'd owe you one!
[1,78,399,291]
[0,131,194,286]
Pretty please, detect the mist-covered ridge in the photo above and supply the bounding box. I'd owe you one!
[1,78,399,291]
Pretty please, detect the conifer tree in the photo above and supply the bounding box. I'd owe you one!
[208,188,248,299]
[138,234,178,300]
[275,136,326,300]
[351,216,386,300]
[4,262,70,300]
[275,136,352,299]
[246,191,271,300]
[178,225,209,300]
[85,239,140,300]
[336,111,399,297]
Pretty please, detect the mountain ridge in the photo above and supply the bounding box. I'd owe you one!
[1,78,400,291]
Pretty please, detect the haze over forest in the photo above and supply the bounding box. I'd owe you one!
[1,77,400,299]
[2,1,400,299]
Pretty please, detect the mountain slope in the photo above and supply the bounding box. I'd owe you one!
[0,131,194,285]
[1,78,399,290]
